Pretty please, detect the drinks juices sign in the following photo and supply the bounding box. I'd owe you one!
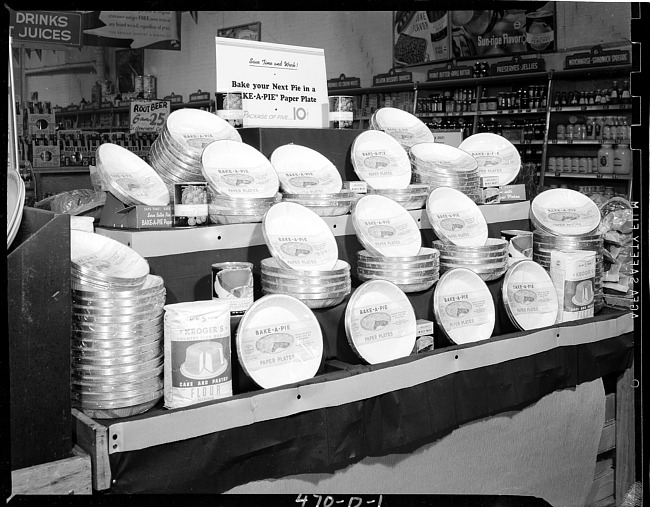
[215,37,329,128]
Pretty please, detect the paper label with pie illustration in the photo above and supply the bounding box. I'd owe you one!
[349,299,413,348]
[283,167,339,194]
[74,247,146,279]
[471,146,519,175]
[507,280,558,316]
[354,148,410,180]
[383,124,433,147]
[438,289,493,331]
[267,231,336,270]
[238,319,321,372]
[212,166,277,197]
[359,213,420,251]
[428,209,485,243]
[532,203,600,233]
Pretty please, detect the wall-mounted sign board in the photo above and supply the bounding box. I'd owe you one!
[327,74,361,91]
[427,62,473,81]
[491,56,546,76]
[564,45,631,70]
[9,10,83,47]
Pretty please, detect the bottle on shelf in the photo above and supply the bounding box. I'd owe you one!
[610,81,619,104]
[586,116,595,140]
[613,143,631,175]
[621,80,631,104]
[598,143,615,174]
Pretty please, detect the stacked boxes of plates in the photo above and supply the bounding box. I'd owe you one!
[530,188,604,313]
[351,129,429,210]
[427,187,509,281]
[409,142,482,204]
[95,143,171,207]
[70,230,165,418]
[352,194,439,292]
[270,143,355,216]
[260,201,351,309]
[7,168,25,249]
[201,140,281,224]
[148,108,242,200]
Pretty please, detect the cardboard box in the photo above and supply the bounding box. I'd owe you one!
[31,144,60,168]
[26,113,56,136]
[99,191,172,229]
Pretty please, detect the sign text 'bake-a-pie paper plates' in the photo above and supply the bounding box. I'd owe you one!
[96,143,170,206]
[236,294,323,389]
[270,144,343,195]
[262,201,338,271]
[165,108,242,158]
[530,188,601,237]
[371,107,435,149]
[433,267,495,345]
[201,140,280,198]
[344,279,416,364]
[426,186,488,246]
[352,194,422,257]
[458,132,521,186]
[502,259,559,331]
[350,130,412,189]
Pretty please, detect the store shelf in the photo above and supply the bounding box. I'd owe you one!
[477,108,547,116]
[549,104,632,113]
[540,172,632,180]
[547,139,619,145]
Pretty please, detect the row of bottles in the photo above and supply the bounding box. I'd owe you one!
[552,80,631,107]
[493,84,547,110]
[555,116,631,142]
[547,144,631,176]
[476,118,546,141]
[418,88,478,114]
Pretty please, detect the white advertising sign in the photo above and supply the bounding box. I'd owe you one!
[129,100,170,133]
[215,37,328,128]
[432,130,463,148]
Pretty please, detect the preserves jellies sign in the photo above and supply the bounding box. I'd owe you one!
[215,37,328,128]
[9,10,82,46]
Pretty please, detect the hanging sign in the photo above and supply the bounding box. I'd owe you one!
[427,62,473,81]
[327,74,361,90]
[564,45,631,70]
[372,68,413,87]
[129,100,170,133]
[9,10,82,46]
[215,37,329,128]
[491,56,545,76]
[82,11,181,50]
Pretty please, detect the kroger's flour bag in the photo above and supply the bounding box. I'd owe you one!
[164,300,231,409]
[550,250,596,323]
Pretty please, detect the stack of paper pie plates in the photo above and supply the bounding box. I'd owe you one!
[433,239,509,281]
[236,294,324,389]
[202,140,279,199]
[532,230,604,312]
[366,184,430,211]
[207,186,281,224]
[344,279,417,364]
[433,267,495,345]
[350,130,412,189]
[270,144,343,194]
[426,187,488,247]
[280,191,356,217]
[369,107,435,150]
[7,168,25,249]
[260,257,351,309]
[70,230,150,291]
[458,132,521,187]
[352,194,422,258]
[410,142,481,202]
[95,143,170,206]
[356,247,440,293]
[149,109,242,198]
[70,274,165,419]
[530,188,601,237]
[502,259,559,331]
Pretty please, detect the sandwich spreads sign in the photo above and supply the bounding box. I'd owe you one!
[215,37,328,128]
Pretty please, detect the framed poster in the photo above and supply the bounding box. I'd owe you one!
[217,22,261,41]
[393,11,451,67]
[115,49,144,94]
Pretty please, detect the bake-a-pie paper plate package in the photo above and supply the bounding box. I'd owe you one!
[350,130,412,189]
[236,294,323,389]
[345,279,416,364]
[530,188,601,237]
[458,132,521,186]
[426,186,488,247]
[270,143,343,195]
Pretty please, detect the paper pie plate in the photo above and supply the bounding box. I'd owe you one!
[202,140,279,198]
[371,107,435,149]
[531,189,601,236]
[409,142,479,174]
[458,133,521,186]
[165,108,241,157]
[433,268,495,345]
[262,202,338,271]
[352,194,422,257]
[350,130,412,189]
[7,168,25,249]
[260,257,349,278]
[344,279,416,364]
[236,294,323,389]
[71,231,149,286]
[426,187,488,247]
[270,144,343,194]
[96,143,170,206]
[501,259,559,331]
